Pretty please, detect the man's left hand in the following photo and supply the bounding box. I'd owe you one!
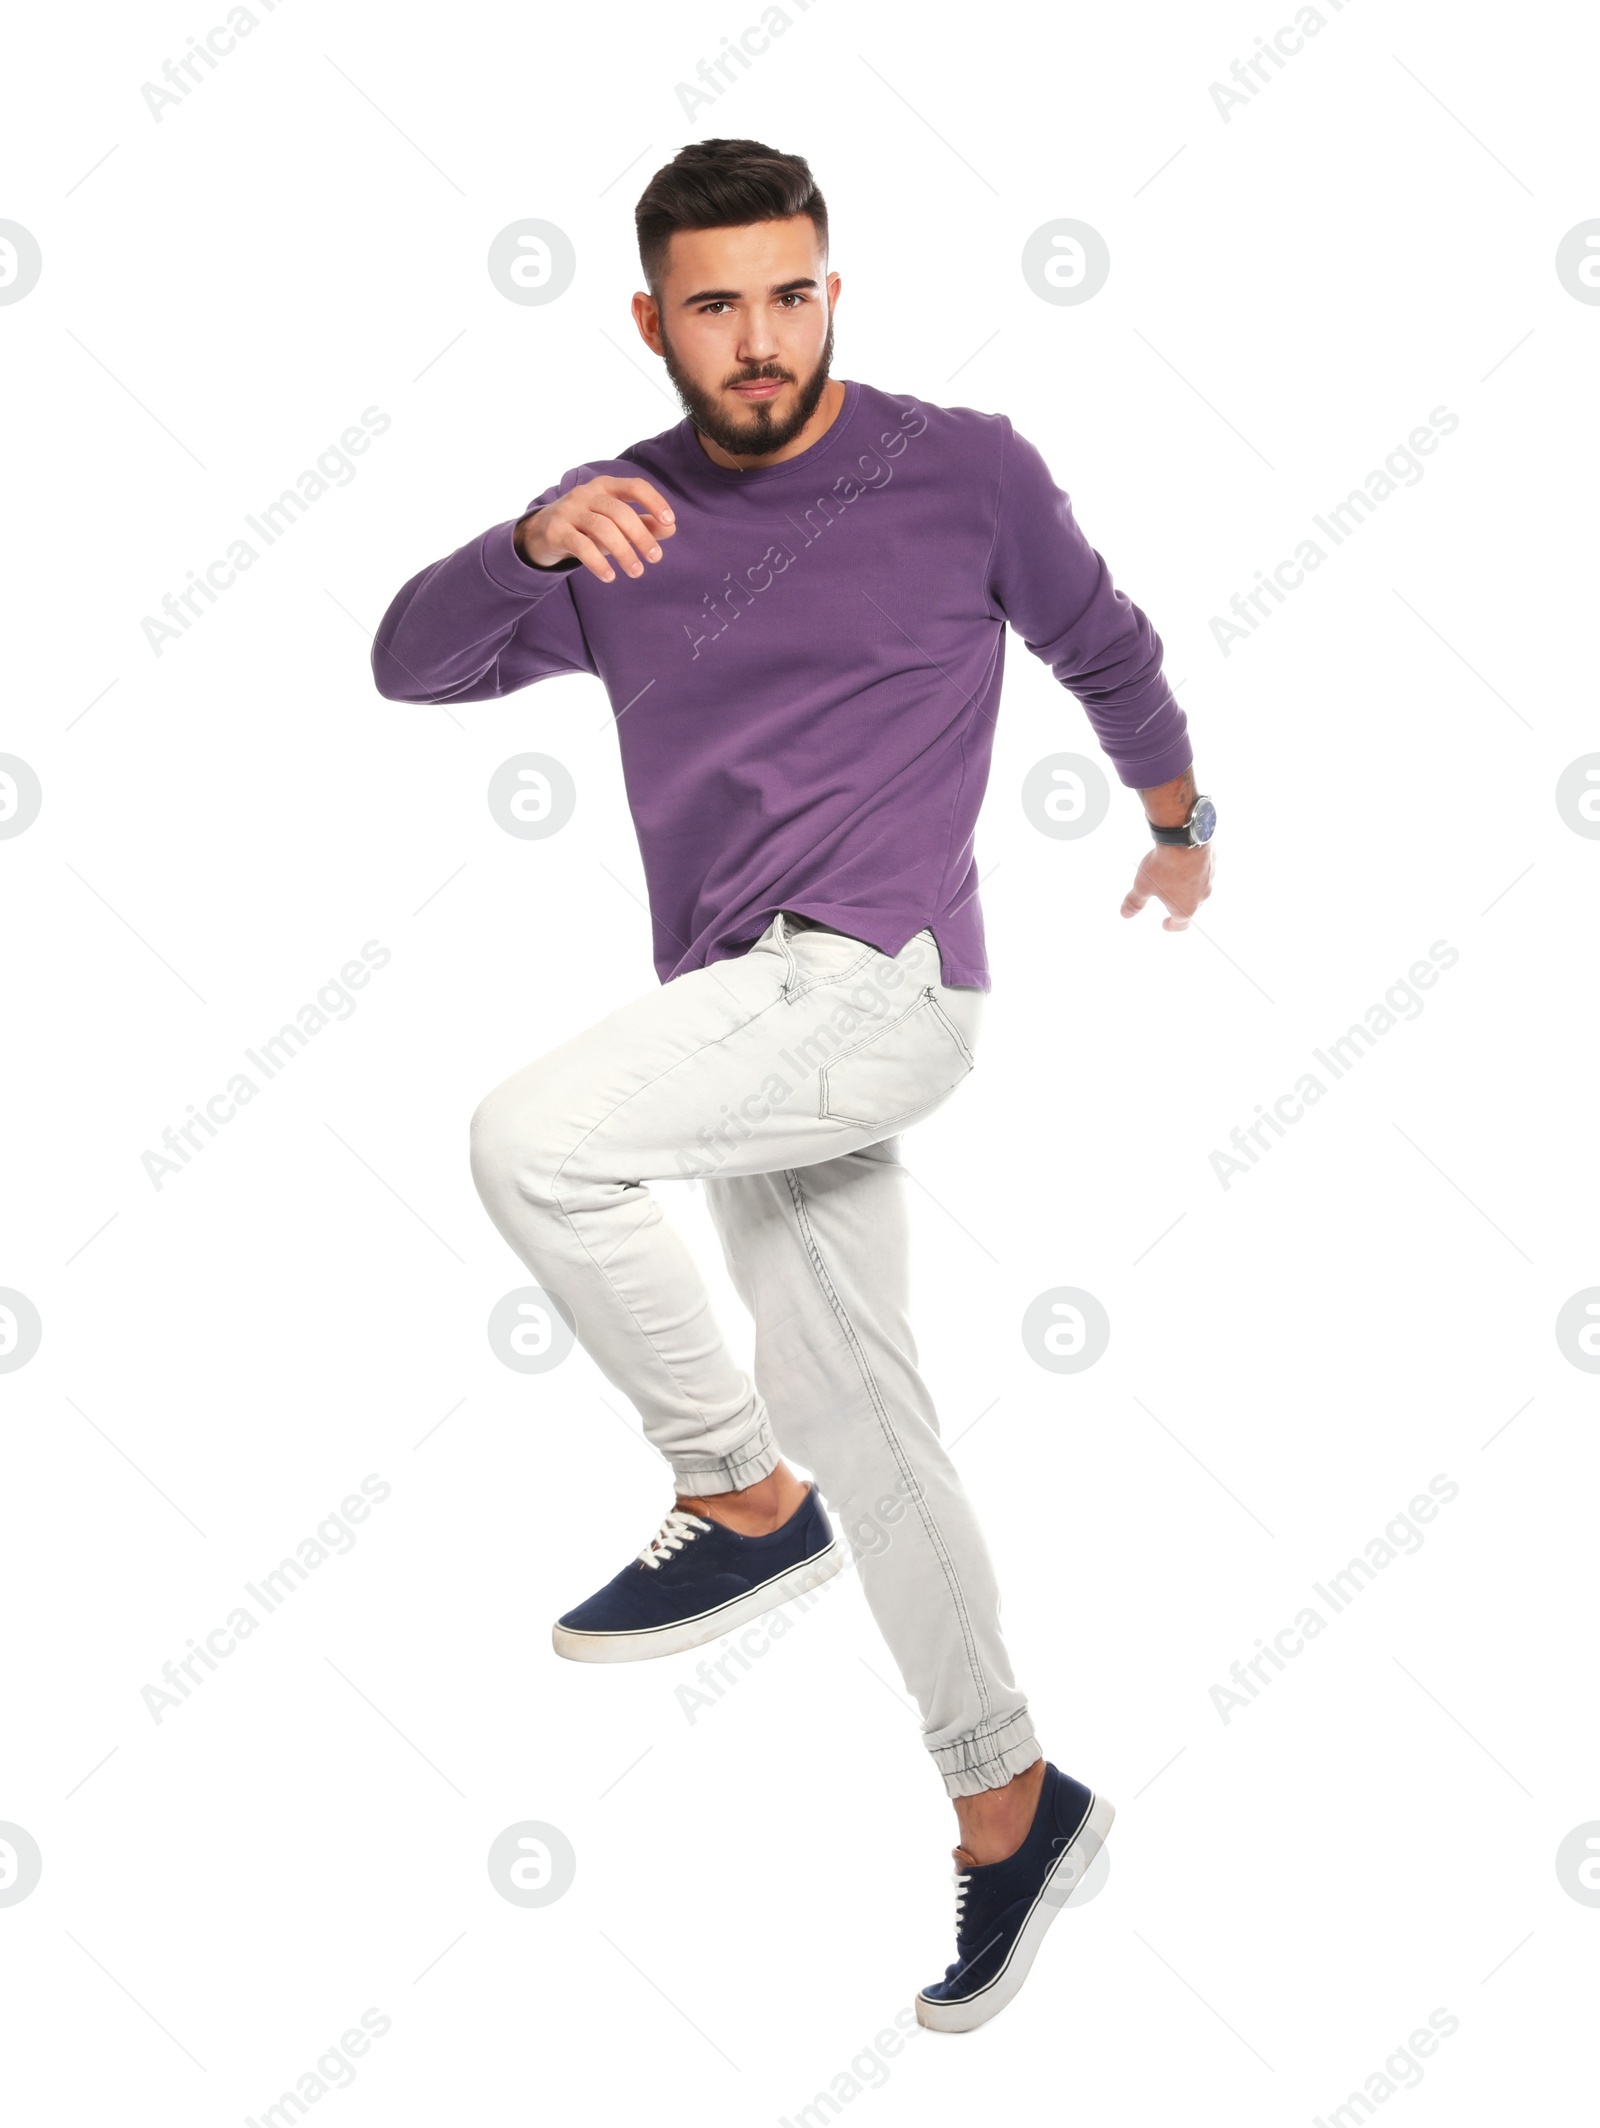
[1120,842,1215,931]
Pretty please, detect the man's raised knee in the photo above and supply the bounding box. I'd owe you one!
[469,1081,562,1206]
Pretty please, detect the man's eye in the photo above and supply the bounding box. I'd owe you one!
[697,294,807,313]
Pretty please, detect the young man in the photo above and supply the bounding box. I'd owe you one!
[372,137,1215,2030]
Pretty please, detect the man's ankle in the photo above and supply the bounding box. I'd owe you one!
[951,1756,1047,1866]
[676,1461,809,1535]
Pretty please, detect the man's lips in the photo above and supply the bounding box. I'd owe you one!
[730,378,785,400]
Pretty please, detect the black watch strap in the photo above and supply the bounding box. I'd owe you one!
[1148,794,1214,846]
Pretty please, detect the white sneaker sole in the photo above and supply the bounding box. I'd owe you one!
[551,1540,845,1663]
[914,1790,1116,2033]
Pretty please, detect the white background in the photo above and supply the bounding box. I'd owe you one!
[2,0,1597,2121]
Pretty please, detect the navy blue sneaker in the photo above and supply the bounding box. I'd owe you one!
[915,1762,1115,2031]
[551,1483,843,1663]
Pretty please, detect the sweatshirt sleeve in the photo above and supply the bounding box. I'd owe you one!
[370,473,597,705]
[985,419,1193,789]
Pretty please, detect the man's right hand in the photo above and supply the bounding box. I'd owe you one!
[515,476,677,582]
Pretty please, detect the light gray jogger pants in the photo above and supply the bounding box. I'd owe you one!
[468,910,1039,1797]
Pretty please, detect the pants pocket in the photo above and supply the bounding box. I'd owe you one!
[818,986,977,1128]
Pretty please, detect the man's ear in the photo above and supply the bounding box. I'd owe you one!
[631,289,663,354]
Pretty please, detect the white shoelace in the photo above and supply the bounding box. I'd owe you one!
[952,1865,972,1934]
[637,1507,713,1569]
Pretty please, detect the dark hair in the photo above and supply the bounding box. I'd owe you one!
[635,138,827,292]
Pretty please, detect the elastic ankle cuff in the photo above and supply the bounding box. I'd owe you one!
[670,1420,780,1498]
[932,1709,1042,1799]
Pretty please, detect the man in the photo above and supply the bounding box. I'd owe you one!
[371,137,1215,2030]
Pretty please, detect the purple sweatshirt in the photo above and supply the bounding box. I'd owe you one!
[371,378,1191,990]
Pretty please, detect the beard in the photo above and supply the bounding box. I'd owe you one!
[659,311,836,458]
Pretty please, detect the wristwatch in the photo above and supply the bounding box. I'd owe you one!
[1149,794,1216,848]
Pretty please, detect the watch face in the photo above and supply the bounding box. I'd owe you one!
[1191,798,1217,844]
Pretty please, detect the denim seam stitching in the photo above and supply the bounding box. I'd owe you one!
[921,989,978,1073]
[818,990,975,1126]
[781,1162,991,1719]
